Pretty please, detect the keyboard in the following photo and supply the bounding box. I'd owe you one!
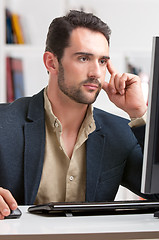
[28,200,159,217]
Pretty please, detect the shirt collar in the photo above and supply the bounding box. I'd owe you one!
[44,87,96,135]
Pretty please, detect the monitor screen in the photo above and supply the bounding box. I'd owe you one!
[141,36,159,194]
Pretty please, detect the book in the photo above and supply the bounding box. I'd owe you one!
[6,57,14,102]
[6,9,14,44]
[5,8,25,44]
[6,57,25,101]
[11,58,25,99]
[11,13,25,44]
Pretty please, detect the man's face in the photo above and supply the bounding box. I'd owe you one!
[57,27,109,104]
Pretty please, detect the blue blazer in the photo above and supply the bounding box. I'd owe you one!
[0,89,157,204]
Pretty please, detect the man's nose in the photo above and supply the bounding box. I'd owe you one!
[87,61,102,79]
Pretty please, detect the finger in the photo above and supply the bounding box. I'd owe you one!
[115,73,140,95]
[102,72,117,94]
[109,72,117,94]
[106,60,121,94]
[114,73,127,95]
[107,60,118,75]
[103,73,122,95]
[0,187,17,210]
[0,188,17,217]
[0,213,4,220]
[0,195,10,217]
[102,81,109,93]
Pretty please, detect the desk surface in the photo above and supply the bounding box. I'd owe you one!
[0,206,159,240]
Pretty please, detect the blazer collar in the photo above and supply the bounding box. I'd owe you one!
[86,111,106,201]
[24,89,46,204]
[27,89,45,122]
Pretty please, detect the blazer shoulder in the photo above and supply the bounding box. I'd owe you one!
[0,89,44,124]
[92,107,139,149]
[93,107,130,127]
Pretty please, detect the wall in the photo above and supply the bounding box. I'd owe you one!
[68,0,159,51]
[67,0,159,118]
[4,0,65,98]
[5,0,158,117]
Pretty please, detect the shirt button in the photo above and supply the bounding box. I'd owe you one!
[54,122,59,128]
[69,176,74,181]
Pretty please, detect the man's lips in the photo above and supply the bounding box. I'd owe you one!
[83,83,99,90]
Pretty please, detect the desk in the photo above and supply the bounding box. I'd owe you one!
[0,206,159,240]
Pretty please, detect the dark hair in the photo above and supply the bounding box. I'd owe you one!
[45,10,111,61]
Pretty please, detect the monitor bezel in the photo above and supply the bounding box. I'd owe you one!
[141,36,159,194]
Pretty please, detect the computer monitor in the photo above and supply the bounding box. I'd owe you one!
[141,36,159,194]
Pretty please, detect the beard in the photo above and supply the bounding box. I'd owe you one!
[57,62,101,104]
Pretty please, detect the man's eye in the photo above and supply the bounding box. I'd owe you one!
[100,59,107,65]
[79,57,88,62]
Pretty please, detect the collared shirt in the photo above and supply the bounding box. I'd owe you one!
[35,88,96,204]
[128,111,147,128]
[35,88,147,204]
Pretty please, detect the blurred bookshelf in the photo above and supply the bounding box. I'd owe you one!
[0,0,65,103]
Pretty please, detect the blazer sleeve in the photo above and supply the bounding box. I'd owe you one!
[121,124,159,200]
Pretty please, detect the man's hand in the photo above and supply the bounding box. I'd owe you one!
[103,60,147,118]
[0,187,17,220]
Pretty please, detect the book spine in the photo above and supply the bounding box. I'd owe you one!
[11,58,25,100]
[11,13,25,44]
[6,9,14,44]
[6,57,14,102]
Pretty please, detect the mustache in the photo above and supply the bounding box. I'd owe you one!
[81,78,101,88]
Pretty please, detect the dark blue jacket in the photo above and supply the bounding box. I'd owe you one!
[0,89,157,204]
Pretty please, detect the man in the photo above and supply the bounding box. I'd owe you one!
[0,10,156,219]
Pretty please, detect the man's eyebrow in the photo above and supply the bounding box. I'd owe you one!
[102,56,110,60]
[74,52,93,56]
[74,52,110,59]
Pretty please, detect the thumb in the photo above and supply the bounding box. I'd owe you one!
[102,81,109,94]
[102,81,117,97]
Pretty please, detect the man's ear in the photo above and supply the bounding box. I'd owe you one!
[43,52,58,73]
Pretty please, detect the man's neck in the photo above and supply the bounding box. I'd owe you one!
[47,86,88,133]
[47,86,89,158]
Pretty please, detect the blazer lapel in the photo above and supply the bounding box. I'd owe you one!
[86,120,106,201]
[23,90,45,204]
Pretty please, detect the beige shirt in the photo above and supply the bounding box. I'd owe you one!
[128,111,147,128]
[35,88,96,204]
[35,88,147,204]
